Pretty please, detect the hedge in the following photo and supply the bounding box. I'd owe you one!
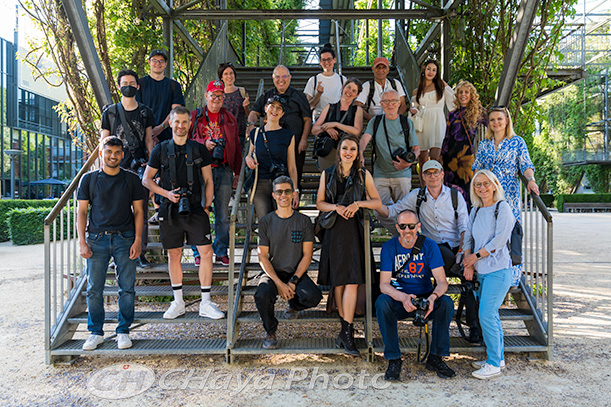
[539,193,555,208]
[555,193,611,213]
[0,199,58,242]
[7,207,75,245]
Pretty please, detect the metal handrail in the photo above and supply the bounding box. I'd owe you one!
[334,20,343,76]
[394,25,420,102]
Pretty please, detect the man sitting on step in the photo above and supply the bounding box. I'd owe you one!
[254,176,323,350]
[143,106,224,320]
[77,136,146,350]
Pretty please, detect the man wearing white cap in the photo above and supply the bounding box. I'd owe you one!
[355,57,407,120]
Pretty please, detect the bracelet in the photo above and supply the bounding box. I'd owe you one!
[246,121,255,127]
[527,175,536,183]
[354,201,359,208]
[431,293,439,300]
[289,275,300,285]
[161,122,167,129]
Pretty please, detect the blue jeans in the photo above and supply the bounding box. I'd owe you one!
[376,293,454,360]
[193,165,233,258]
[476,267,512,367]
[86,230,136,335]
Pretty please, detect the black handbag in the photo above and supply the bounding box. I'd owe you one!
[313,135,336,158]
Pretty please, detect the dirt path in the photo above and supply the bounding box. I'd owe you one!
[0,212,610,406]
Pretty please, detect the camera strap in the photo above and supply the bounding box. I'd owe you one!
[186,141,194,189]
[167,141,178,190]
[204,107,225,141]
[116,103,145,161]
[260,128,278,166]
[393,234,426,277]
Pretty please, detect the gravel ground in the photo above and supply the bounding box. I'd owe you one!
[0,211,610,406]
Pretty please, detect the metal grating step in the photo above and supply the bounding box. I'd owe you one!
[51,338,227,356]
[98,285,229,297]
[68,311,227,324]
[370,335,546,353]
[236,310,364,323]
[230,337,368,354]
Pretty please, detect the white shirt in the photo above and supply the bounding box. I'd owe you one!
[356,78,406,116]
[303,73,346,119]
[387,185,468,248]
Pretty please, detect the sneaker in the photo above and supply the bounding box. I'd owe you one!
[148,212,159,225]
[263,333,278,350]
[384,358,403,381]
[163,300,185,319]
[82,334,104,351]
[116,333,132,349]
[199,301,225,319]
[138,254,151,269]
[426,354,456,379]
[215,255,230,266]
[282,306,298,320]
[472,363,502,380]
[194,256,201,266]
[472,359,506,369]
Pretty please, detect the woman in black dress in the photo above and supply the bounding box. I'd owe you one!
[316,134,381,355]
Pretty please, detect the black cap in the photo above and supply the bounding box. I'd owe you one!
[148,49,168,61]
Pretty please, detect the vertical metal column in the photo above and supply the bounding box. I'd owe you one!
[163,0,174,79]
[441,1,451,82]
[377,0,383,57]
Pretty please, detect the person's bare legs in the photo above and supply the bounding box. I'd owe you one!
[167,248,184,285]
[342,284,358,323]
[418,149,430,186]
[334,286,345,319]
[195,244,214,286]
[429,147,441,163]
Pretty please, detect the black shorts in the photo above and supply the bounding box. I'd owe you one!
[159,211,212,249]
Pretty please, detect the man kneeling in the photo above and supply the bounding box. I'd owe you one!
[255,176,323,349]
[376,210,456,381]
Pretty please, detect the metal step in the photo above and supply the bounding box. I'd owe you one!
[97,285,230,297]
[51,338,227,356]
[230,337,368,355]
[236,310,363,324]
[373,335,546,354]
[68,311,227,324]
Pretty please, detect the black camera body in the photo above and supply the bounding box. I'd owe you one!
[392,147,417,164]
[448,261,480,294]
[175,187,192,215]
[269,162,287,179]
[130,157,148,178]
[211,138,226,163]
[411,297,430,327]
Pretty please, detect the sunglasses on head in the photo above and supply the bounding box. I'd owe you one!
[397,223,419,230]
[489,105,507,112]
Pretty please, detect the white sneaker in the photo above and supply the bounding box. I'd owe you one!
[472,359,506,369]
[199,301,225,319]
[472,363,502,380]
[82,334,104,350]
[163,300,186,319]
[116,334,132,349]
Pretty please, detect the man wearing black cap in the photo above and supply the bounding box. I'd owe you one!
[136,49,186,145]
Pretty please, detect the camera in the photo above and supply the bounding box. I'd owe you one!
[175,187,192,215]
[269,162,287,179]
[392,147,417,164]
[211,138,226,163]
[411,297,430,327]
[458,273,479,294]
[130,157,148,178]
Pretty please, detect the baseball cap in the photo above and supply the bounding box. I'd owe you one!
[373,57,390,68]
[206,80,225,93]
[421,160,443,172]
[148,49,168,61]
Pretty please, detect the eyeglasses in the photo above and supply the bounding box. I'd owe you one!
[273,74,290,80]
[320,57,334,63]
[150,58,166,65]
[397,223,419,230]
[273,188,294,196]
[423,170,442,177]
[474,181,492,189]
[209,94,225,101]
[380,99,400,105]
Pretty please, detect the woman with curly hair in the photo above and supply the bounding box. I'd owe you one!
[441,80,486,205]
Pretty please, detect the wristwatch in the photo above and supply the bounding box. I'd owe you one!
[289,275,300,285]
[475,251,482,259]
[205,206,213,212]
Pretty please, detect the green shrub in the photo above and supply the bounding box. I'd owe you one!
[7,206,75,245]
[539,193,555,208]
[555,194,611,212]
[0,199,58,242]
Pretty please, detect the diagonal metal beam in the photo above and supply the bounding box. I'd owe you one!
[61,0,112,110]
[174,0,207,14]
[495,0,540,106]
[414,0,465,63]
[149,0,204,60]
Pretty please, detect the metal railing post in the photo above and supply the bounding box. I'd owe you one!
[334,20,343,76]
[364,212,373,362]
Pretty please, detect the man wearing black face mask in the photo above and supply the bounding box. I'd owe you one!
[101,69,155,268]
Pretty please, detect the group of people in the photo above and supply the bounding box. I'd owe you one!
[76,45,541,383]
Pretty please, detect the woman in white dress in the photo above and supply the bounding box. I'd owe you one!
[409,60,455,183]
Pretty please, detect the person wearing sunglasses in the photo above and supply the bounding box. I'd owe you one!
[304,43,347,120]
[462,170,515,379]
[188,80,242,267]
[254,176,322,350]
[376,209,456,381]
[472,106,539,286]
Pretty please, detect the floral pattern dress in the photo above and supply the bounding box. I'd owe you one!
[442,107,486,206]
[472,135,535,286]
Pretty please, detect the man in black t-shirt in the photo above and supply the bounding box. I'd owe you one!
[101,69,155,268]
[143,106,224,321]
[255,176,322,349]
[247,65,312,191]
[77,136,145,351]
[136,49,185,144]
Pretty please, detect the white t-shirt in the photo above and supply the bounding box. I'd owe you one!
[304,73,346,118]
[356,78,406,116]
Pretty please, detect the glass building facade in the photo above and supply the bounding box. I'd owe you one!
[1,37,85,199]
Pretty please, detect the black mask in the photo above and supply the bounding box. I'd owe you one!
[120,85,138,97]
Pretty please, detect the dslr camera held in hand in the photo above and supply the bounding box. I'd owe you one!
[269,162,287,179]
[211,138,226,163]
[130,157,148,178]
[411,297,430,327]
[175,187,192,215]
[447,252,480,294]
[392,147,417,164]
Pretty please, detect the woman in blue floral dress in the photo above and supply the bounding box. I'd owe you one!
[472,107,540,285]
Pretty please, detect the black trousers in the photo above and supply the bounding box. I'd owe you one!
[254,270,322,335]
[438,243,478,328]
